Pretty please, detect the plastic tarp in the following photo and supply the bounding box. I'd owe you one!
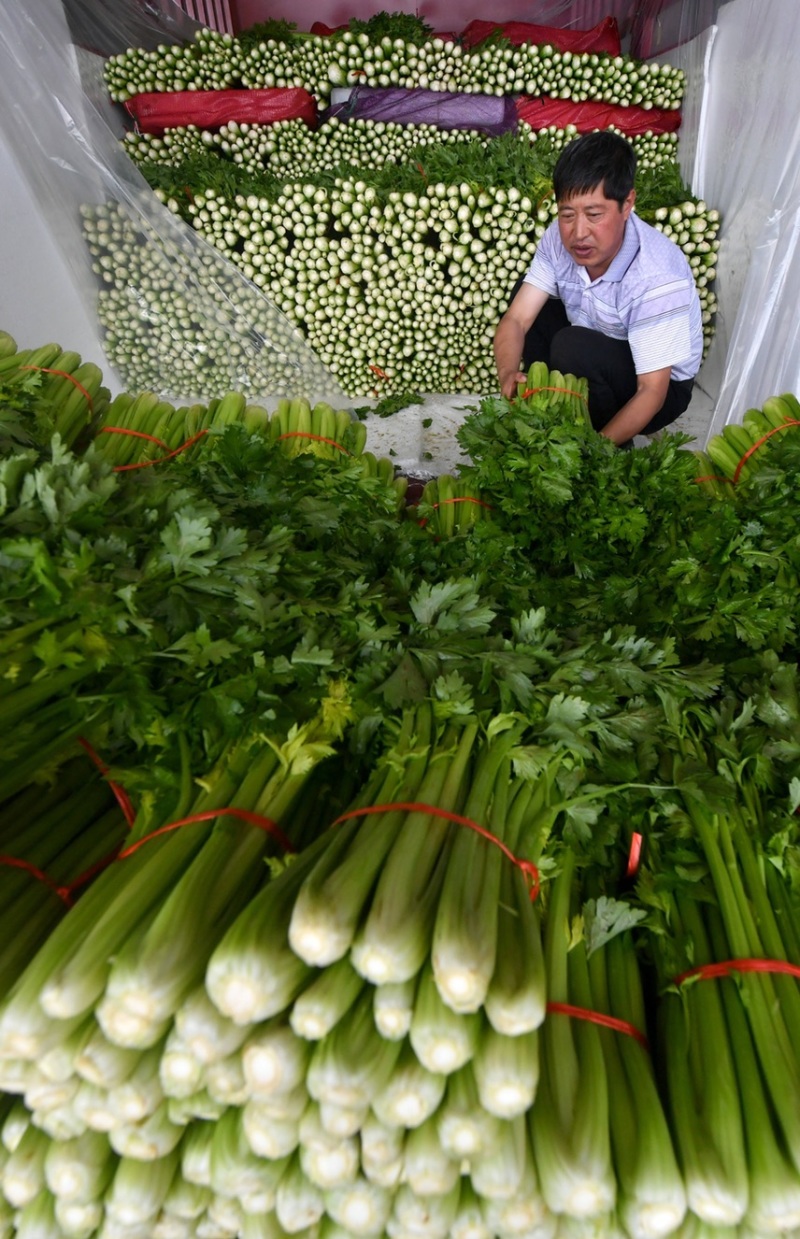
[125,87,318,134]
[62,0,201,57]
[0,0,347,407]
[328,87,518,137]
[458,16,621,53]
[654,0,800,431]
[516,96,681,138]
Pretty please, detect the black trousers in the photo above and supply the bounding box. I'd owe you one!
[515,289,694,436]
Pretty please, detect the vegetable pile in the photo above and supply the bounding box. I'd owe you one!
[87,129,719,399]
[85,14,720,400]
[104,24,685,110]
[1,329,800,1238]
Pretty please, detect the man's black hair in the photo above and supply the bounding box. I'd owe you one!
[552,131,637,206]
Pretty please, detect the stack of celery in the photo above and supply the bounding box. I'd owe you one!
[2,334,800,1239]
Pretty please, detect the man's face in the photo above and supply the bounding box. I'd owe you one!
[557,185,635,281]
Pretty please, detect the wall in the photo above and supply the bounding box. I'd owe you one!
[233,0,628,37]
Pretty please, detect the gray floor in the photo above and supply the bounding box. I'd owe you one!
[362,382,717,478]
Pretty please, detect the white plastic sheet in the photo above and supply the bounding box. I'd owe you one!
[0,0,348,407]
[694,0,800,432]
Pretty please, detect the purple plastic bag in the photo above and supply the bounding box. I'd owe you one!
[328,87,518,137]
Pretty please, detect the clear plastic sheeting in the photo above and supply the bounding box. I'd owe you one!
[0,0,349,408]
[693,0,800,433]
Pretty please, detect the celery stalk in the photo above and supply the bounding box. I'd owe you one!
[403,1113,461,1196]
[432,736,523,1013]
[105,1149,180,1226]
[661,896,748,1226]
[589,934,686,1239]
[530,854,615,1220]
[288,707,432,966]
[306,987,402,1109]
[43,1129,115,1202]
[299,1103,360,1189]
[351,722,478,984]
[436,1063,500,1161]
[370,1039,446,1129]
[275,1155,326,1232]
[373,977,418,1041]
[472,1023,539,1118]
[409,960,481,1075]
[325,1175,392,1236]
[290,954,365,1040]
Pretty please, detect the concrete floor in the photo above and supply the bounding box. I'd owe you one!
[361,381,717,478]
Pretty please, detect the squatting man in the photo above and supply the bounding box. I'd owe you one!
[493,131,702,447]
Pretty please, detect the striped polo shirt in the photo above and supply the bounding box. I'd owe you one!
[524,210,703,381]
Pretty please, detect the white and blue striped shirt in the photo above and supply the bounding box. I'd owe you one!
[524,211,703,381]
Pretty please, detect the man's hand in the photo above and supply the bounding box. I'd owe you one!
[494,283,550,397]
[498,368,529,400]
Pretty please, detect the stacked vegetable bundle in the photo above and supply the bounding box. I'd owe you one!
[2,334,800,1238]
[88,13,720,400]
[122,117,678,180]
[86,129,719,399]
[104,21,684,110]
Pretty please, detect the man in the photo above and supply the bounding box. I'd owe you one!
[493,131,703,446]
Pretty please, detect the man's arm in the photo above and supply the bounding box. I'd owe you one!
[599,366,672,445]
[494,282,550,400]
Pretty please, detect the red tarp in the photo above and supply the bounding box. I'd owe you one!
[125,87,317,134]
[459,17,621,55]
[516,95,681,137]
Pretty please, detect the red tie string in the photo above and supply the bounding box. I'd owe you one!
[694,419,800,487]
[417,496,494,529]
[276,431,350,454]
[77,737,137,828]
[104,427,209,471]
[331,801,540,900]
[100,426,171,449]
[546,1001,650,1051]
[19,366,95,418]
[0,854,73,905]
[626,831,644,879]
[0,809,293,906]
[731,420,800,483]
[115,807,295,861]
[674,957,800,986]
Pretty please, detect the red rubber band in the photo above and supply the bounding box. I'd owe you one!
[331,801,540,900]
[77,737,137,828]
[112,429,209,472]
[626,831,643,879]
[417,496,493,529]
[369,365,390,381]
[276,431,350,454]
[520,385,588,402]
[20,366,95,418]
[674,957,800,986]
[546,1001,650,1050]
[116,807,295,860]
[732,419,800,483]
[0,854,73,905]
[693,474,733,485]
[100,426,170,450]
